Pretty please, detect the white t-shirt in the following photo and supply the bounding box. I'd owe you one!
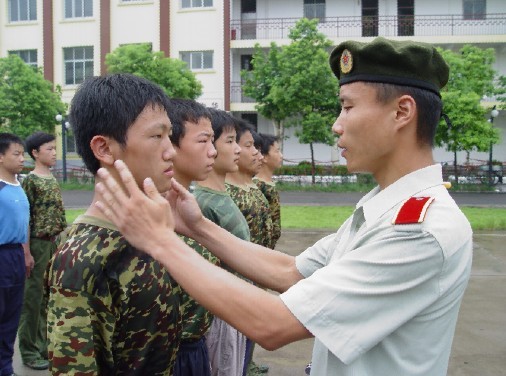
[280,164,473,376]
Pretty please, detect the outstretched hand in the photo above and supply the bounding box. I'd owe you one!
[95,160,175,252]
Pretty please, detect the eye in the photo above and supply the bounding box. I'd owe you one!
[152,134,163,139]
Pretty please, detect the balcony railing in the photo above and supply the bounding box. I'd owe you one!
[231,81,255,103]
[230,13,506,41]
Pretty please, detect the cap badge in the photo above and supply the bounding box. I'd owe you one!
[340,49,353,74]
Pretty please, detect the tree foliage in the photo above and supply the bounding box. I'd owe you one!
[436,45,500,176]
[0,55,66,139]
[241,18,339,182]
[105,43,203,99]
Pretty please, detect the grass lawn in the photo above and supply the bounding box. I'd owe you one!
[67,206,506,231]
[281,206,506,231]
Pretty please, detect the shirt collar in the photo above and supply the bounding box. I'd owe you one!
[356,164,444,226]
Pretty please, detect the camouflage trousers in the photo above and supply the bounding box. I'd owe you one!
[18,238,56,363]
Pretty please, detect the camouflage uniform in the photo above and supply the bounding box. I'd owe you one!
[253,178,281,249]
[226,183,274,249]
[19,173,66,364]
[178,235,219,342]
[47,215,182,376]
[194,185,250,376]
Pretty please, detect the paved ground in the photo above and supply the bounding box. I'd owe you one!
[13,228,506,376]
[12,190,506,375]
[61,189,506,209]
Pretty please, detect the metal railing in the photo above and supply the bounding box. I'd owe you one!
[231,81,255,103]
[230,13,506,40]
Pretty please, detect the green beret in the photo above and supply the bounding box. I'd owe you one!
[329,37,449,96]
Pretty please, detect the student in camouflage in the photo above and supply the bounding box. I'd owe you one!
[253,133,283,249]
[167,98,218,376]
[194,108,250,376]
[18,132,66,371]
[46,74,183,375]
[226,119,273,249]
[225,119,273,375]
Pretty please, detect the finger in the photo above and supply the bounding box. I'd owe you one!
[143,177,166,204]
[95,199,116,222]
[114,160,143,198]
[95,182,121,219]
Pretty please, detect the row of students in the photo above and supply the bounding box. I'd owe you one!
[42,73,282,376]
[0,131,66,376]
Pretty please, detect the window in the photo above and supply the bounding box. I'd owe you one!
[463,0,486,20]
[362,0,378,37]
[8,0,37,22]
[9,49,37,68]
[64,47,94,85]
[181,0,213,9]
[65,0,93,18]
[241,0,256,13]
[304,0,325,20]
[180,51,213,70]
[398,0,414,36]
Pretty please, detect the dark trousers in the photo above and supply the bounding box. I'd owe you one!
[0,244,25,376]
[174,337,211,376]
[242,339,254,376]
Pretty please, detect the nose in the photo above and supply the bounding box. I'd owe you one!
[163,138,176,161]
[209,143,217,158]
[332,118,343,136]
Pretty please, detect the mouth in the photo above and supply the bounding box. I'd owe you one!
[164,167,174,178]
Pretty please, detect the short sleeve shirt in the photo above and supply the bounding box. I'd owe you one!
[280,165,473,376]
[22,173,66,238]
[47,215,183,376]
[0,179,29,245]
[226,182,274,248]
[253,178,281,248]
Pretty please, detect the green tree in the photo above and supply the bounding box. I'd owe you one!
[0,55,66,139]
[241,18,339,182]
[105,43,202,99]
[436,45,500,182]
[242,43,290,143]
[276,18,339,183]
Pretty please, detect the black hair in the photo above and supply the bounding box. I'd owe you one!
[207,108,236,142]
[233,117,256,143]
[0,133,24,155]
[366,82,442,147]
[25,131,55,160]
[257,133,279,156]
[168,98,211,147]
[70,73,172,174]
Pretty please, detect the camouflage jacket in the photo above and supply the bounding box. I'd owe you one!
[47,215,182,376]
[253,178,281,249]
[178,235,219,341]
[21,173,66,238]
[226,182,274,248]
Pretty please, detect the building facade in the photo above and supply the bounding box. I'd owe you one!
[1,0,505,166]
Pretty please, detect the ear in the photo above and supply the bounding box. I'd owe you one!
[395,95,417,130]
[89,135,116,166]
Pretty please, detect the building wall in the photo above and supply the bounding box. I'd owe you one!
[1,0,505,165]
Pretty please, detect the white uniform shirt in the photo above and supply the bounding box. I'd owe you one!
[280,164,473,376]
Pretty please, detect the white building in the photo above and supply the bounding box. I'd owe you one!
[1,0,505,166]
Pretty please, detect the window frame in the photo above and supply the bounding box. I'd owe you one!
[181,0,213,9]
[8,0,37,22]
[463,0,486,20]
[63,46,94,86]
[64,0,93,19]
[9,49,38,68]
[180,51,214,71]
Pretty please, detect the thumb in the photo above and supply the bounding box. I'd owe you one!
[143,177,166,204]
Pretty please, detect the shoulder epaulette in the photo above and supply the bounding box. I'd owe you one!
[393,196,435,225]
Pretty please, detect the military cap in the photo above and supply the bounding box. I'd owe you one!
[329,37,449,96]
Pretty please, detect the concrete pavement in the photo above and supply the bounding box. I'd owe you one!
[13,190,506,374]
[13,228,506,376]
